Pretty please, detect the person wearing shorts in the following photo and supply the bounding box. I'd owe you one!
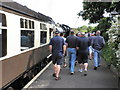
[49,30,66,80]
[76,32,90,76]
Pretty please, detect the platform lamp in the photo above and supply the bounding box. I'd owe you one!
[110,9,119,23]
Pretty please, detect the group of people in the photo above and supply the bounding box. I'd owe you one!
[49,29,105,80]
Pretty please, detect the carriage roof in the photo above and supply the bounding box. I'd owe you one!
[0,0,55,23]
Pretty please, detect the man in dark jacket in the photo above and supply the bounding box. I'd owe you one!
[76,32,90,76]
[49,30,66,80]
[91,30,105,70]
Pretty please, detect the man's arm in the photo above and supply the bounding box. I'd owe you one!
[63,45,66,56]
[101,37,105,48]
[49,45,52,54]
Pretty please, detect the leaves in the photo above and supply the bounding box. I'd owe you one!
[79,2,120,23]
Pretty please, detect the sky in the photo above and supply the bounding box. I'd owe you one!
[12,0,96,28]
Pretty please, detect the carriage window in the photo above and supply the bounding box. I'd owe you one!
[20,18,24,28]
[49,28,53,39]
[29,20,31,29]
[25,19,28,28]
[0,13,7,27]
[40,23,47,30]
[0,29,7,57]
[32,21,34,29]
[21,30,34,51]
[40,31,47,45]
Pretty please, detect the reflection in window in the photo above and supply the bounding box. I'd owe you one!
[29,20,31,29]
[40,31,47,45]
[20,18,24,28]
[32,21,34,29]
[0,29,7,57]
[0,13,7,27]
[40,23,47,30]
[25,19,28,28]
[21,30,34,51]
[49,28,53,39]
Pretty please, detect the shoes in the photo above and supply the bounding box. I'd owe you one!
[52,73,56,77]
[89,58,92,60]
[98,65,101,67]
[75,61,78,66]
[70,72,74,75]
[78,69,83,72]
[84,70,87,76]
[94,67,97,70]
[55,77,61,80]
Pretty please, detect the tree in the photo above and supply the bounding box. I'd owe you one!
[78,1,120,23]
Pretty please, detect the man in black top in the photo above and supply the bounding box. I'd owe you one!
[76,32,90,76]
[66,30,78,75]
[49,30,66,80]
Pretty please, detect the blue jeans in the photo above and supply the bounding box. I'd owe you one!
[67,48,76,73]
[93,49,101,67]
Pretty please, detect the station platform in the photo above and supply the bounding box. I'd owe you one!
[23,57,119,89]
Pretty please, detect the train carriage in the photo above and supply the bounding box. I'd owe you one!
[0,1,55,89]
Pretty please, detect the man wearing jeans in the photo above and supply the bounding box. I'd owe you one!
[91,30,105,70]
[66,30,78,75]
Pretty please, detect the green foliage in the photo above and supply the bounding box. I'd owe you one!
[102,43,117,66]
[95,17,111,41]
[107,15,120,70]
[96,17,111,31]
[79,2,112,23]
[79,2,120,23]
[77,25,95,33]
[102,43,115,64]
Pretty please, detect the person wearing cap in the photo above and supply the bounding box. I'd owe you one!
[76,32,90,76]
[60,32,67,68]
[88,32,95,60]
[91,30,105,70]
[66,30,78,75]
[49,30,66,80]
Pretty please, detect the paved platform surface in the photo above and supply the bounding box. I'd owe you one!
[24,58,119,89]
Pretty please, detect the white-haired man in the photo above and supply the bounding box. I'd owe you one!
[91,30,105,70]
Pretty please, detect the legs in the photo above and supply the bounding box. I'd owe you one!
[53,64,61,80]
[78,63,88,76]
[53,64,57,75]
[78,52,88,76]
[52,54,62,80]
[84,63,88,71]
[89,46,93,60]
[70,53,76,73]
[78,63,83,72]
[94,50,98,67]
[63,51,67,67]
[67,48,76,74]
[55,65,61,78]
[98,51,101,66]
[63,57,67,67]
[93,49,101,70]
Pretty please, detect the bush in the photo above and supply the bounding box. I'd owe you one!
[102,43,117,67]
